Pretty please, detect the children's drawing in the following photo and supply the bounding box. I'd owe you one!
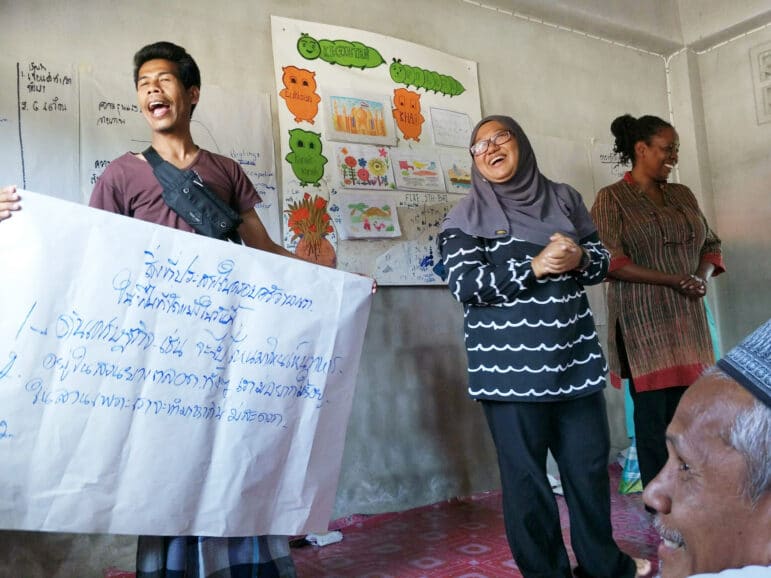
[285,128,327,187]
[392,88,425,142]
[389,59,465,97]
[430,108,473,148]
[326,94,396,145]
[285,192,337,267]
[440,150,473,193]
[335,144,395,190]
[279,65,321,124]
[297,33,385,69]
[338,192,401,239]
[372,201,457,285]
[391,150,446,192]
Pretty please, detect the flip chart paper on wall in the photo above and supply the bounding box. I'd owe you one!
[0,58,79,202]
[0,191,373,536]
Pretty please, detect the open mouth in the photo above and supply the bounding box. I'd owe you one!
[654,517,685,556]
[489,154,506,166]
[148,101,170,118]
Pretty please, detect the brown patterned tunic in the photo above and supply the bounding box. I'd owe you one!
[591,173,724,392]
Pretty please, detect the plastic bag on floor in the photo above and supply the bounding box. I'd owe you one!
[306,531,343,546]
[619,439,643,494]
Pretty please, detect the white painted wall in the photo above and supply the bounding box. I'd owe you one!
[677,0,771,48]
[692,26,771,349]
[1,0,769,575]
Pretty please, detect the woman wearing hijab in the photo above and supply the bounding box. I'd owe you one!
[438,116,648,578]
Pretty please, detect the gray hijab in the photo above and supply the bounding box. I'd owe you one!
[441,115,596,246]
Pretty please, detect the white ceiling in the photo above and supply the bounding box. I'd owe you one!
[464,0,771,54]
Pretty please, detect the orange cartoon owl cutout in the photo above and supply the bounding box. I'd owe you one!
[279,66,321,124]
[392,88,425,142]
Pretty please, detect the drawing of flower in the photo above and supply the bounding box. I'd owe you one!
[369,158,387,177]
[344,155,357,168]
[357,168,370,182]
[285,193,336,267]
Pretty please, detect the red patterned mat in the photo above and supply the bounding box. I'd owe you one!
[292,464,659,577]
[105,465,659,577]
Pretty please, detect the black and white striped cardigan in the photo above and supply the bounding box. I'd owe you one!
[439,227,610,401]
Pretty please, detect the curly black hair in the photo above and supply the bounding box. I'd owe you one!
[610,114,672,166]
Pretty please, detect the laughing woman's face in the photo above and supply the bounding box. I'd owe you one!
[472,121,519,183]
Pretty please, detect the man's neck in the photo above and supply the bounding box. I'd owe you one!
[150,132,199,168]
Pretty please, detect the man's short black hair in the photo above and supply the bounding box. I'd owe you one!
[133,41,201,90]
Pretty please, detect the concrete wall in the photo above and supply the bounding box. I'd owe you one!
[677,0,771,48]
[1,0,769,576]
[690,26,771,348]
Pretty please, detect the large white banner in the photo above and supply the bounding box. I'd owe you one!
[0,191,373,536]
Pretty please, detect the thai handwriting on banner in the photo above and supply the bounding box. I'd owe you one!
[226,377,324,403]
[0,420,13,440]
[112,274,247,328]
[37,342,331,401]
[17,303,185,357]
[22,378,284,426]
[128,249,313,311]
[0,352,17,380]
[39,345,216,387]
[195,332,342,382]
[56,311,155,353]
[17,300,341,384]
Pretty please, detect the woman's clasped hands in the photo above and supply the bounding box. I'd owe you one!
[674,272,707,298]
[531,232,585,278]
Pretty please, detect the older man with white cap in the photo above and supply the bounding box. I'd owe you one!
[643,318,771,577]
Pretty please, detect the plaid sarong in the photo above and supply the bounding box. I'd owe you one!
[136,535,296,578]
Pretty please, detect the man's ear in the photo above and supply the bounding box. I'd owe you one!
[189,85,200,106]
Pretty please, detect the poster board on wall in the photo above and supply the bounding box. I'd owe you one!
[271,16,482,285]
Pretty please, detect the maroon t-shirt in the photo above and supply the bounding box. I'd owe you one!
[89,149,261,233]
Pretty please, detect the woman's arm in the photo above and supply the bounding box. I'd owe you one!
[572,233,610,287]
[439,229,538,305]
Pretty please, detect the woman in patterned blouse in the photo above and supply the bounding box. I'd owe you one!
[591,114,724,494]
[439,115,649,578]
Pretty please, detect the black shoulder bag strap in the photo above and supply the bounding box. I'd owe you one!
[143,146,243,243]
